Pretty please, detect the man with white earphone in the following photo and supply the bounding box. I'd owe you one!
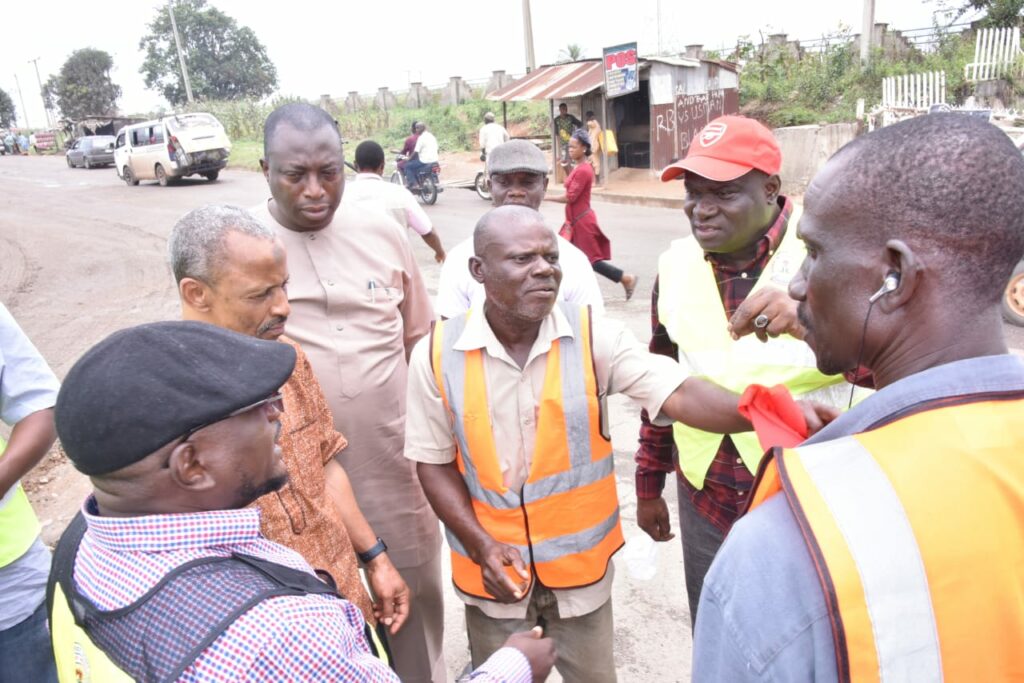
[693,113,1024,681]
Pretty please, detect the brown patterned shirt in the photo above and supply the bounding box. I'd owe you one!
[250,336,375,623]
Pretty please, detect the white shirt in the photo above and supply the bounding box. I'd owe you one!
[343,173,433,236]
[435,232,605,319]
[405,304,686,619]
[414,131,439,164]
[478,123,510,156]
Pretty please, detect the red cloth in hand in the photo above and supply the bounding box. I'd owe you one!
[738,384,808,451]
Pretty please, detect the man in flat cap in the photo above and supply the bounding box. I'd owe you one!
[435,139,604,319]
[168,204,408,641]
[46,321,555,682]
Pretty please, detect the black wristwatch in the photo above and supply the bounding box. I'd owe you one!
[358,537,388,565]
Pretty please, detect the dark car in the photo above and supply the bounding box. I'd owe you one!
[66,135,116,169]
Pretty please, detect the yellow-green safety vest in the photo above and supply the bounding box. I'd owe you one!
[657,207,860,489]
[0,436,43,567]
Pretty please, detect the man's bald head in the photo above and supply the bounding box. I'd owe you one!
[810,113,1024,304]
[473,205,549,257]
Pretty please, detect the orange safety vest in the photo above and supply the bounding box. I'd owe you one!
[747,396,1024,682]
[430,303,624,600]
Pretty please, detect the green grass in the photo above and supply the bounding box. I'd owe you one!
[227,139,263,171]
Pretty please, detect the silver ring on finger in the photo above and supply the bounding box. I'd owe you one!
[754,314,770,329]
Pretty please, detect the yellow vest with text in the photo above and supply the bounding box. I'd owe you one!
[658,207,850,489]
[431,304,623,600]
[747,396,1024,681]
[0,436,42,568]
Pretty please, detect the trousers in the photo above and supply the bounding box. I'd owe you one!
[389,548,447,683]
[0,601,57,683]
[677,475,726,628]
[465,584,616,683]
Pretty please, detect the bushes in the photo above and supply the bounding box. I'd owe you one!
[738,26,983,127]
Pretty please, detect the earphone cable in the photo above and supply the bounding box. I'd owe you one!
[848,300,876,410]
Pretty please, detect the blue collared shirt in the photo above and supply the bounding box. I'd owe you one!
[0,302,60,630]
[692,354,1024,682]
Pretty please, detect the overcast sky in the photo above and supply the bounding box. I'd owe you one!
[2,0,975,128]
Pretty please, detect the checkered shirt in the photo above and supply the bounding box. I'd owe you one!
[74,497,531,682]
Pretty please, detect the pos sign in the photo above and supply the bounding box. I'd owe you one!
[603,42,639,98]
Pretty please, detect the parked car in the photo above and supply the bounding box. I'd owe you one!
[114,113,231,186]
[66,135,116,168]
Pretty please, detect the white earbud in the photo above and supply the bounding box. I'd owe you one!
[868,272,900,304]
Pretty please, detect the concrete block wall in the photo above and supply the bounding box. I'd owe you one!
[774,123,859,196]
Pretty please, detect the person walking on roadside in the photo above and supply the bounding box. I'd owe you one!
[435,139,603,319]
[254,103,445,683]
[168,204,410,645]
[0,302,60,683]
[634,115,856,627]
[346,140,446,263]
[551,128,637,300]
[553,103,582,166]
[693,113,1024,683]
[47,321,556,682]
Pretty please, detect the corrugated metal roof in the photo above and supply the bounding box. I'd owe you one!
[645,56,702,69]
[487,60,606,102]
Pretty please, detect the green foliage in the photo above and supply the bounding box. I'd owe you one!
[558,44,585,63]
[932,0,1024,27]
[139,0,277,105]
[206,94,549,170]
[43,48,121,121]
[0,88,15,128]
[738,27,980,127]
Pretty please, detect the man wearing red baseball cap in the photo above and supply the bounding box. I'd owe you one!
[633,115,855,626]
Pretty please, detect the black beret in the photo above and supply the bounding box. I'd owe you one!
[56,321,296,476]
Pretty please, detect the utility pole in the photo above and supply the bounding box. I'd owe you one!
[522,0,536,73]
[860,0,876,63]
[168,0,195,104]
[28,58,51,128]
[13,73,29,128]
[657,0,663,55]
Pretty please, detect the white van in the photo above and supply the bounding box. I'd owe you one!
[114,113,231,186]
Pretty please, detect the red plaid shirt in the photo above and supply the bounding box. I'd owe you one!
[635,198,793,534]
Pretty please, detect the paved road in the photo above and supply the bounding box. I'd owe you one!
[2,155,1021,682]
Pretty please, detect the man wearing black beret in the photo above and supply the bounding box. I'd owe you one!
[46,321,555,682]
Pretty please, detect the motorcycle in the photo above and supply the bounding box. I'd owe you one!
[390,153,442,205]
[474,151,491,201]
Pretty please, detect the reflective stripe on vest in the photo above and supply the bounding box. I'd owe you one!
[748,397,1024,682]
[432,303,623,599]
[0,436,42,567]
[657,206,853,489]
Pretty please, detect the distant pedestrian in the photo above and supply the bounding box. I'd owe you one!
[553,103,582,166]
[16,134,28,156]
[478,112,509,168]
[586,111,603,176]
[552,129,637,300]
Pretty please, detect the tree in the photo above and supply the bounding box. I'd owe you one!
[932,0,1024,27]
[139,0,278,104]
[42,48,122,121]
[0,88,15,128]
[558,44,584,63]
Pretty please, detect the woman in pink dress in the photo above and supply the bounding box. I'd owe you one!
[553,128,638,299]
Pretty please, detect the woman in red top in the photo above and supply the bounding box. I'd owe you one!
[553,129,638,299]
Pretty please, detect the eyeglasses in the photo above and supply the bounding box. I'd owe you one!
[177,392,285,444]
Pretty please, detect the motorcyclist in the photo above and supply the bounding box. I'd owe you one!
[403,121,438,189]
[396,120,420,175]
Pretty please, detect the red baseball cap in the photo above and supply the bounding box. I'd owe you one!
[660,115,782,182]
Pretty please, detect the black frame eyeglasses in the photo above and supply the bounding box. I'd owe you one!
[176,392,285,445]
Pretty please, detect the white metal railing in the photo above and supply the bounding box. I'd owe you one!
[965,27,1023,82]
[882,71,946,110]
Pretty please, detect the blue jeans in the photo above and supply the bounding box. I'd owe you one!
[0,601,58,683]
[404,159,431,188]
